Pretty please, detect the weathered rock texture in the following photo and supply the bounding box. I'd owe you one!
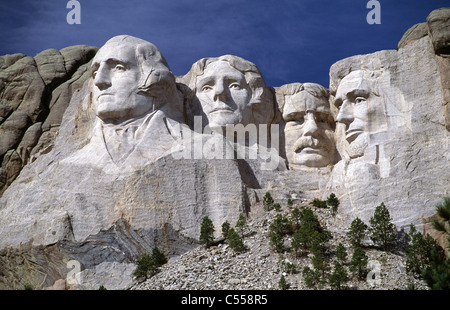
[0,45,98,195]
[0,9,448,290]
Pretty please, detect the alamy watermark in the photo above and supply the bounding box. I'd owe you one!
[66,259,82,286]
[67,0,81,24]
[367,260,382,287]
[170,116,281,171]
[366,0,381,24]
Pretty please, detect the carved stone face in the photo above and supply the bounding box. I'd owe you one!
[91,43,154,122]
[195,61,252,129]
[283,91,336,168]
[334,70,385,158]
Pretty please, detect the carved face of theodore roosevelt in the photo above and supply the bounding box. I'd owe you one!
[280,83,336,168]
[91,35,171,122]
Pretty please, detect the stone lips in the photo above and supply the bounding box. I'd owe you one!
[0,9,449,289]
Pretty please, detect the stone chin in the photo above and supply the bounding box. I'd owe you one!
[95,94,155,122]
[346,132,369,159]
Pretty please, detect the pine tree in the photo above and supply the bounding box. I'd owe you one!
[235,214,248,239]
[291,207,330,255]
[291,207,319,250]
[326,193,340,215]
[432,197,450,250]
[291,207,301,230]
[263,192,274,211]
[228,228,244,252]
[278,274,289,290]
[269,214,293,253]
[311,235,330,280]
[151,246,167,267]
[133,246,168,281]
[406,224,439,278]
[222,221,230,240]
[336,243,348,264]
[422,248,450,290]
[133,253,156,280]
[302,266,321,288]
[200,216,215,247]
[349,247,369,280]
[270,232,285,253]
[347,217,368,247]
[369,203,397,251]
[329,262,349,290]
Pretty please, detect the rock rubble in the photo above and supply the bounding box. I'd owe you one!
[131,203,429,291]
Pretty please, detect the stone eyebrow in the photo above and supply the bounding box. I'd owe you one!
[345,88,370,99]
[91,58,130,70]
[334,87,370,108]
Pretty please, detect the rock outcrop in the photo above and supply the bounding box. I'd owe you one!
[0,8,448,290]
[0,45,98,195]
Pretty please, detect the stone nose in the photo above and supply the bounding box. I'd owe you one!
[336,100,354,125]
[302,112,319,137]
[213,81,228,102]
[94,65,112,90]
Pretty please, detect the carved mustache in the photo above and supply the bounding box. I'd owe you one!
[293,136,329,153]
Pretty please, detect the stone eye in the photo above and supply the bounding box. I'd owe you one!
[355,97,367,104]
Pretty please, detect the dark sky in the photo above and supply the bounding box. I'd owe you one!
[0,0,447,87]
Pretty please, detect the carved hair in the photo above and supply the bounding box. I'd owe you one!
[276,82,330,114]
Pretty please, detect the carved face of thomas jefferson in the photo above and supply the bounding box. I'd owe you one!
[195,60,252,129]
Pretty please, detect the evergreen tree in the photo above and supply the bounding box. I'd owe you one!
[335,242,348,264]
[287,198,294,207]
[263,192,274,211]
[369,203,397,251]
[269,214,293,253]
[200,216,215,247]
[222,221,230,240]
[291,207,330,255]
[326,193,340,215]
[432,197,450,250]
[133,246,168,281]
[311,235,330,280]
[349,247,369,280]
[235,214,248,239]
[228,228,244,252]
[405,223,449,289]
[133,253,157,280]
[270,233,285,253]
[291,207,301,230]
[310,198,327,208]
[422,248,450,290]
[302,266,321,288]
[270,214,294,236]
[291,207,319,250]
[347,217,368,248]
[329,262,349,290]
[151,246,167,267]
[278,274,289,290]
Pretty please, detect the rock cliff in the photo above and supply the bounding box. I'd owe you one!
[0,8,448,290]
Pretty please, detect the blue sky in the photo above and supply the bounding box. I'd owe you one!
[0,0,448,87]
